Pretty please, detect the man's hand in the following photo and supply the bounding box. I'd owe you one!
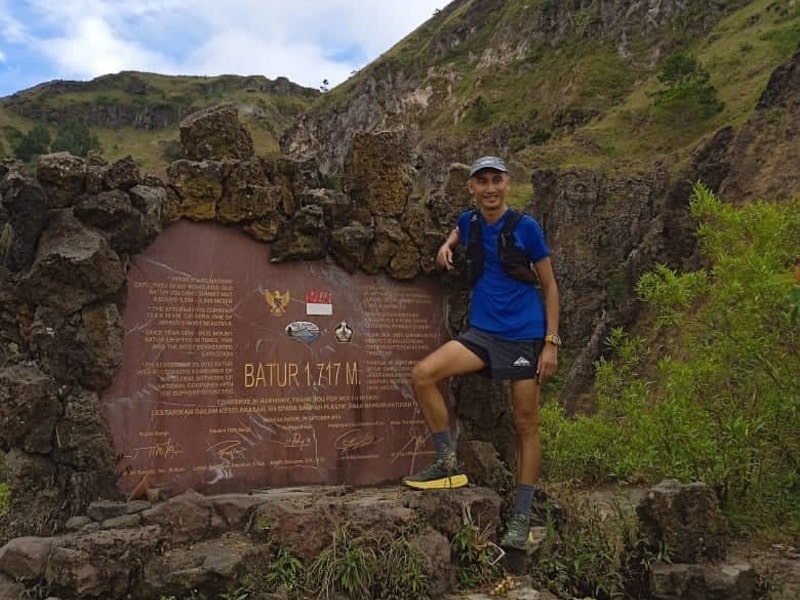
[437,228,460,271]
[436,244,454,270]
[536,345,558,383]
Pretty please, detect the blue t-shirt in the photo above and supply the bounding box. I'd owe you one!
[457,209,550,340]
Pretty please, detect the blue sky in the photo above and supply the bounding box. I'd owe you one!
[0,0,449,97]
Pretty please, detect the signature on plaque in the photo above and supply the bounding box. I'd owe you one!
[284,432,311,450]
[389,429,429,463]
[334,428,380,453]
[207,440,247,463]
[127,437,183,461]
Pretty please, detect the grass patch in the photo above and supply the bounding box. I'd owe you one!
[507,181,533,209]
[306,522,432,600]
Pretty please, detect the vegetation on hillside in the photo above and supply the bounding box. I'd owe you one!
[0,1,797,179]
[0,71,318,173]
[7,120,102,162]
[650,50,725,125]
[307,0,800,177]
[542,185,800,536]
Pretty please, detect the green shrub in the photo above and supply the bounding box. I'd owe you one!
[263,542,305,596]
[161,139,183,163]
[465,95,495,127]
[542,184,800,534]
[2,125,24,157]
[14,123,51,162]
[322,173,342,191]
[651,51,724,124]
[51,120,102,158]
[254,522,430,600]
[373,531,429,600]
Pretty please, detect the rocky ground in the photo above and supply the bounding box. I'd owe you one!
[1,480,797,599]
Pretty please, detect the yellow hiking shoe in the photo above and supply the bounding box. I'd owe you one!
[402,452,469,490]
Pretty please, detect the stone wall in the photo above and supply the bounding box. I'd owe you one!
[0,104,477,542]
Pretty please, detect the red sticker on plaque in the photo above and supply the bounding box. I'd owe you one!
[306,289,333,316]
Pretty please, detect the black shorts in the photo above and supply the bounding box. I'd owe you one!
[456,328,544,381]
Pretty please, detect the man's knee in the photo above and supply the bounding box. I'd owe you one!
[411,361,436,388]
[514,412,540,437]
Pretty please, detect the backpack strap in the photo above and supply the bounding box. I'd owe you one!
[498,209,540,286]
[468,209,481,246]
[465,210,483,286]
[499,209,524,248]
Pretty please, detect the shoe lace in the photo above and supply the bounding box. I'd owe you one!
[440,451,456,471]
[421,452,454,475]
[506,512,530,535]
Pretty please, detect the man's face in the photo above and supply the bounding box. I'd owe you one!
[468,169,509,211]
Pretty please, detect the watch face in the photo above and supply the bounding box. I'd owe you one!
[548,334,561,346]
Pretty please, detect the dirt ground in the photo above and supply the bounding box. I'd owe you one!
[729,536,800,599]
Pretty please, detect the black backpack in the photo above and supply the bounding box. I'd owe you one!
[464,209,540,286]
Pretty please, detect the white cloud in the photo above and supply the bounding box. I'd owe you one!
[183,29,354,88]
[37,16,175,78]
[1,11,29,44]
[1,0,449,95]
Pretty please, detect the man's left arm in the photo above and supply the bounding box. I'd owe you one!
[533,256,560,382]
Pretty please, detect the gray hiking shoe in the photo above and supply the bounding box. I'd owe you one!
[402,452,469,490]
[499,511,531,550]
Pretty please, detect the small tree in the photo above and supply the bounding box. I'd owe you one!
[652,51,724,124]
[51,120,102,158]
[15,123,51,162]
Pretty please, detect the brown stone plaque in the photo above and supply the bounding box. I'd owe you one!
[102,220,451,496]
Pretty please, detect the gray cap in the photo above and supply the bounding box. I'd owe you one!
[469,155,508,177]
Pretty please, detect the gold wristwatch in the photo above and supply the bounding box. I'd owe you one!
[545,333,562,347]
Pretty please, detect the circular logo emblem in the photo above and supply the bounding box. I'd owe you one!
[285,321,321,343]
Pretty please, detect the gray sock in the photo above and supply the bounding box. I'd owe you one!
[514,483,536,516]
[432,430,453,456]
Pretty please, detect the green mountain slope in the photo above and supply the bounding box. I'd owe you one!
[283,0,800,181]
[2,1,797,183]
[0,71,319,174]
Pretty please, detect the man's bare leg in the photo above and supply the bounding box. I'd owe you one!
[510,377,542,486]
[500,378,541,548]
[411,340,486,431]
[403,341,485,489]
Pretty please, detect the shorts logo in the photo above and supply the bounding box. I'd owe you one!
[513,356,531,367]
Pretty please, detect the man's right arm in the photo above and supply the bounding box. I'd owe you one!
[436,227,460,270]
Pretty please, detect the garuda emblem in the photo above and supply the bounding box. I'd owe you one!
[264,289,290,315]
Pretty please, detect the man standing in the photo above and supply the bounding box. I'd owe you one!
[403,156,560,550]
